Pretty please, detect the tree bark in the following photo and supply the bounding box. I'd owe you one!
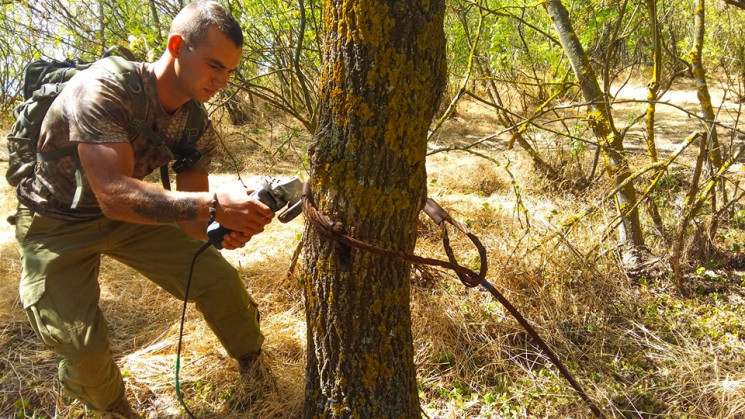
[691,0,722,170]
[691,0,725,238]
[98,0,106,55]
[148,0,163,45]
[644,0,666,239]
[724,0,745,10]
[644,0,661,163]
[692,0,732,254]
[302,0,446,416]
[541,0,646,250]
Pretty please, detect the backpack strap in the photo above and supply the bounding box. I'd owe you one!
[97,56,176,162]
[161,101,207,190]
[102,45,137,61]
[181,101,207,148]
[98,56,182,191]
[37,145,77,162]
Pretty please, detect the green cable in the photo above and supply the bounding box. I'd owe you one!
[175,241,211,419]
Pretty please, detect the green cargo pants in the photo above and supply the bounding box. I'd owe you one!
[14,205,264,410]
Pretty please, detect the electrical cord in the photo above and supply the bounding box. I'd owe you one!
[174,240,211,419]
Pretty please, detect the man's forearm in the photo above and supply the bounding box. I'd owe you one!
[79,142,211,225]
[97,176,211,225]
[131,187,200,223]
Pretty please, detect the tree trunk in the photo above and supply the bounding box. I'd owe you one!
[302,0,446,416]
[476,57,561,181]
[692,0,721,169]
[691,0,725,237]
[98,0,106,55]
[645,0,661,164]
[644,0,666,239]
[541,0,646,251]
[148,0,163,45]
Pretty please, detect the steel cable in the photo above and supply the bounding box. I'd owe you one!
[301,184,605,418]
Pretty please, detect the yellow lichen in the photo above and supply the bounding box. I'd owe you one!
[372,299,382,314]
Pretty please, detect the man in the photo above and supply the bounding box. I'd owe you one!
[13,2,272,417]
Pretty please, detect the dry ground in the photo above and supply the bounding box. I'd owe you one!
[2,76,745,418]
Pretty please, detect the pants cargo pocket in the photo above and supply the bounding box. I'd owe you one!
[25,302,71,348]
[17,209,56,309]
[58,368,87,405]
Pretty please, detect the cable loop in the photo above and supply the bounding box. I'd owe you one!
[301,186,487,282]
[300,183,605,418]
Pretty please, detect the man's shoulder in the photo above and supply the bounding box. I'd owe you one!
[62,61,150,115]
[68,60,147,91]
[53,61,152,145]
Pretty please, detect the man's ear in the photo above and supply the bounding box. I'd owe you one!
[167,34,187,58]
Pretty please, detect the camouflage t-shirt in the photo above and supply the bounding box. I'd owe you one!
[16,61,217,221]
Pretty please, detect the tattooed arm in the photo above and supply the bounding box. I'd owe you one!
[78,142,274,245]
[174,169,210,240]
[175,170,259,248]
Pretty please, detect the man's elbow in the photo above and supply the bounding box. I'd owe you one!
[95,188,129,220]
[98,199,124,220]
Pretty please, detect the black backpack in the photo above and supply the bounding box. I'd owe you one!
[5,49,206,191]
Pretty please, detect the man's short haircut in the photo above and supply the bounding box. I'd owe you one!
[170,1,243,48]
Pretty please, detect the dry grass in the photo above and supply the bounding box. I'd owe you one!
[3,91,745,418]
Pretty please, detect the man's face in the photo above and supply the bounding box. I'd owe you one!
[176,25,242,103]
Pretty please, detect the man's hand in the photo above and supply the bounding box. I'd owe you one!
[219,230,254,250]
[212,188,275,249]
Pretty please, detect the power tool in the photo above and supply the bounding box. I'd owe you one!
[206,176,304,249]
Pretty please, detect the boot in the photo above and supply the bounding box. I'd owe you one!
[97,394,140,419]
[237,349,263,377]
[238,349,276,390]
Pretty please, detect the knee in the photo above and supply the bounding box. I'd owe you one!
[25,304,111,362]
[63,338,115,369]
[195,259,245,298]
